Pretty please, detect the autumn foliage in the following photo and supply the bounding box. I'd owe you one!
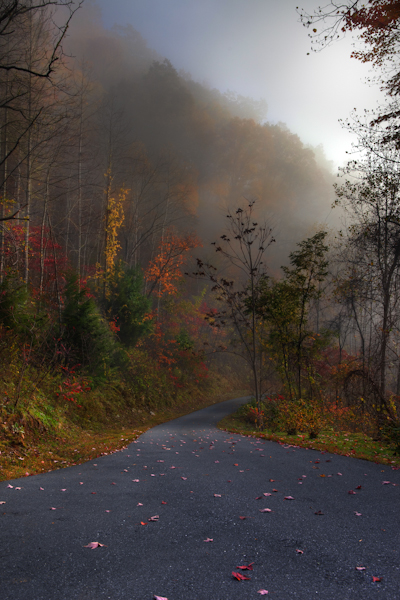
[145,230,201,297]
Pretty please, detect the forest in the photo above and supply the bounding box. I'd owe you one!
[1,0,400,479]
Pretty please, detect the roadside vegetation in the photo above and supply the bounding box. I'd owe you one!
[218,396,400,467]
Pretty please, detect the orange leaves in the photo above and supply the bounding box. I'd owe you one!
[145,230,201,298]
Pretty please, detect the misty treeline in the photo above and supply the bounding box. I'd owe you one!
[2,1,399,448]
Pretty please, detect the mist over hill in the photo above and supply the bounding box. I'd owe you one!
[63,1,337,273]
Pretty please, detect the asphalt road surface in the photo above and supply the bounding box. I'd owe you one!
[1,395,400,600]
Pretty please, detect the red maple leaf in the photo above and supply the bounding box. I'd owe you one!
[236,562,254,570]
[232,571,251,581]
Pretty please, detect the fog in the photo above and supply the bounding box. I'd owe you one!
[57,0,357,274]
[94,0,385,169]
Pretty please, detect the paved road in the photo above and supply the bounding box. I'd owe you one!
[1,396,400,600]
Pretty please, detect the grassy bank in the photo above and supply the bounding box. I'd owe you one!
[218,409,400,467]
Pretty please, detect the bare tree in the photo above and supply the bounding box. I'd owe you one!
[194,200,275,423]
[335,133,400,417]
[0,0,83,223]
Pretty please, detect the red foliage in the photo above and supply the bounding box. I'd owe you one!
[2,223,68,303]
[56,364,91,408]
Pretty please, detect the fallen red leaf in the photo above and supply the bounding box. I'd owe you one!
[257,591,268,595]
[239,516,248,520]
[272,489,278,492]
[203,538,213,542]
[154,596,168,600]
[140,521,147,525]
[84,542,107,549]
[269,479,275,482]
[355,566,365,571]
[284,496,295,500]
[356,485,362,489]
[296,549,303,554]
[161,501,167,505]
[372,576,382,582]
[348,490,356,495]
[259,508,272,513]
[315,510,324,515]
[148,515,159,522]
[236,563,254,570]
[232,571,251,580]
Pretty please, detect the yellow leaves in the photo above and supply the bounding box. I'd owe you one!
[0,196,15,210]
[104,187,127,287]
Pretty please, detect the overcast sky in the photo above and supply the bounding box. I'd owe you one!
[94,0,385,169]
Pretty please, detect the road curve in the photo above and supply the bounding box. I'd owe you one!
[1,395,399,600]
